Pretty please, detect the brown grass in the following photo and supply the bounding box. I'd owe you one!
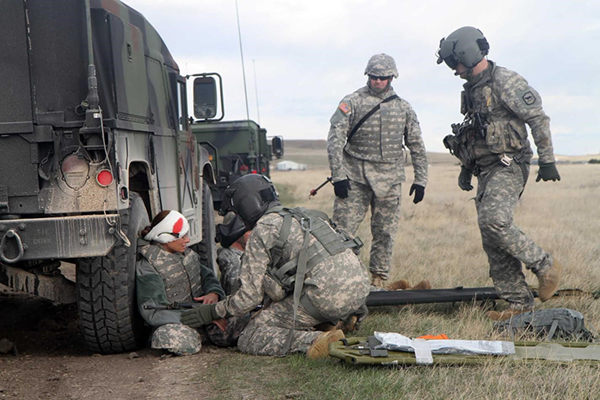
[200,162,600,399]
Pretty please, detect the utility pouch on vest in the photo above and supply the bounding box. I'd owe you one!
[494,308,597,342]
[444,120,475,167]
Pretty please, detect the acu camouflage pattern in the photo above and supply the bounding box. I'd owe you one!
[137,243,238,352]
[476,162,551,309]
[151,324,202,356]
[460,61,557,308]
[462,61,556,167]
[327,82,428,279]
[217,246,243,296]
[215,211,370,356]
[364,53,399,78]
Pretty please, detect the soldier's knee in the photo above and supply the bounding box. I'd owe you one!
[478,213,510,238]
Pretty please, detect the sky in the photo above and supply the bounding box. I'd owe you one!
[125,0,600,156]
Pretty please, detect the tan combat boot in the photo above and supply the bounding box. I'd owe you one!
[409,280,432,290]
[384,279,411,291]
[307,329,345,359]
[537,259,562,302]
[486,308,532,321]
[371,275,384,288]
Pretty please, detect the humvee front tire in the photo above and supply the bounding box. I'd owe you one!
[76,192,149,354]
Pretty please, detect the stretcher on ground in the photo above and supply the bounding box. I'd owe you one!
[329,337,600,366]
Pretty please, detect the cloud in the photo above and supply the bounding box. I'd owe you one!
[123,0,599,155]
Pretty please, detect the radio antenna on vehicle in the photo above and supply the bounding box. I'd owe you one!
[235,0,251,122]
[253,59,261,126]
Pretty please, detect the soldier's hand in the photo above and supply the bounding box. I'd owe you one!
[536,162,561,182]
[409,184,425,204]
[180,304,219,329]
[333,179,351,199]
[194,293,219,304]
[458,166,473,191]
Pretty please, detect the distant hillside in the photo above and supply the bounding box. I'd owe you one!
[282,140,456,170]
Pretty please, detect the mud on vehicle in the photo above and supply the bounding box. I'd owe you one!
[0,0,219,354]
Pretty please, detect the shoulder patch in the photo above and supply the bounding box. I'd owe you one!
[522,91,537,106]
[339,102,351,114]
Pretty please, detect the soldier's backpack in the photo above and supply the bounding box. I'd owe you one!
[494,308,597,342]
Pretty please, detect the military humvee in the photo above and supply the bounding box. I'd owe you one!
[0,0,217,354]
[189,74,284,208]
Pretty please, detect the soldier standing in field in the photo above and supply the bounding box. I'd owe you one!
[180,175,371,358]
[437,26,562,321]
[327,54,429,288]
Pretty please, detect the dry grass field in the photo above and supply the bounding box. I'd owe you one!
[200,162,600,400]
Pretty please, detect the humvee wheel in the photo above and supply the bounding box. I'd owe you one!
[192,182,218,275]
[76,192,149,354]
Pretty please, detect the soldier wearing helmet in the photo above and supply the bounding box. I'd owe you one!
[136,210,242,355]
[180,174,371,358]
[437,26,562,321]
[327,53,428,288]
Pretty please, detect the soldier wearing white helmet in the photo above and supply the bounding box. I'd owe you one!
[327,53,429,288]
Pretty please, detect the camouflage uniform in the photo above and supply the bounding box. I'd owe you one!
[214,211,371,356]
[136,242,247,353]
[327,67,428,280]
[464,61,556,309]
[217,246,243,296]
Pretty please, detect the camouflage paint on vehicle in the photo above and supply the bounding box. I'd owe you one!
[0,0,213,353]
[192,119,283,205]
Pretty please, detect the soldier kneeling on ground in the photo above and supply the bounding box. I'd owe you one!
[180,174,371,358]
[136,210,249,356]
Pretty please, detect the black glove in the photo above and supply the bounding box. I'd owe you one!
[180,304,219,328]
[458,166,473,191]
[333,179,351,199]
[536,162,561,182]
[409,184,425,204]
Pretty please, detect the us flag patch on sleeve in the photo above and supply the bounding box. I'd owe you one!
[339,103,350,114]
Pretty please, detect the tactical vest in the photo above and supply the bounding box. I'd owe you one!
[344,88,405,162]
[265,206,362,294]
[139,245,202,304]
[462,63,533,166]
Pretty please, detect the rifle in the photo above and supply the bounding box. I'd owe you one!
[142,302,201,310]
[309,176,333,198]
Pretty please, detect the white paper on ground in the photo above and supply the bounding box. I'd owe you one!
[374,332,515,356]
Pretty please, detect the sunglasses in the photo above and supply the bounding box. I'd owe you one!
[368,75,391,81]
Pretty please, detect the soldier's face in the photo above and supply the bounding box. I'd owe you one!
[163,234,190,253]
[369,75,391,90]
[455,63,469,79]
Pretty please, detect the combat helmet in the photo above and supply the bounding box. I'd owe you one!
[364,54,399,78]
[219,174,280,228]
[436,26,489,69]
[150,324,202,356]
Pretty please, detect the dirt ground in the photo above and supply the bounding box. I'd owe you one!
[0,285,227,400]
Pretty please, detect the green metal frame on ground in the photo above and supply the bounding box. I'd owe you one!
[329,337,600,365]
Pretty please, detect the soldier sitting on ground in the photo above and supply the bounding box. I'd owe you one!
[179,174,371,358]
[136,210,248,355]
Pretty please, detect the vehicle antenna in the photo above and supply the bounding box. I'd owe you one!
[235,0,251,122]
[235,0,257,171]
[253,59,261,126]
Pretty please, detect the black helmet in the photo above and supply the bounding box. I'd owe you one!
[219,174,280,228]
[436,26,489,70]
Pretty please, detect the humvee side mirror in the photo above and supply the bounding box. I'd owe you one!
[193,77,217,119]
[272,136,284,159]
[189,73,224,121]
